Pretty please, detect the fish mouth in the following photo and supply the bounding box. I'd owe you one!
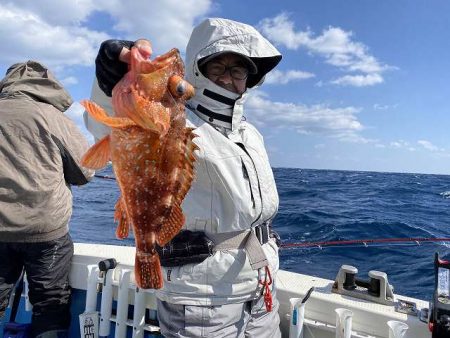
[132,48,183,76]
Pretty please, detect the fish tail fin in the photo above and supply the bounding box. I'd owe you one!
[156,204,185,246]
[135,250,163,289]
[81,135,111,169]
[81,100,137,129]
[114,197,130,239]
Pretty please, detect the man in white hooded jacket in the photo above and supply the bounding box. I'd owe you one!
[86,18,282,337]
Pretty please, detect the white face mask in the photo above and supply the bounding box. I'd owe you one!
[187,63,247,132]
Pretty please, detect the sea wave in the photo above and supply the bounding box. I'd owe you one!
[440,191,450,198]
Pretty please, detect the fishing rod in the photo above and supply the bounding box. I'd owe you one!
[280,237,450,249]
[94,174,116,180]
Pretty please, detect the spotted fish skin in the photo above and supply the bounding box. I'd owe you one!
[81,46,197,289]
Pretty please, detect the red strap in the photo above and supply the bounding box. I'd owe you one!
[259,266,273,312]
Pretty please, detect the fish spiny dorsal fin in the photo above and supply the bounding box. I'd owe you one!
[81,135,111,169]
[173,128,198,205]
[176,161,195,205]
[156,204,185,246]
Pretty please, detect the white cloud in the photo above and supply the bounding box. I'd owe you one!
[386,139,450,156]
[100,0,212,53]
[0,3,109,67]
[373,103,398,110]
[264,69,315,85]
[418,140,441,152]
[390,140,416,152]
[246,90,367,142]
[6,0,96,25]
[258,13,310,49]
[390,140,408,148]
[61,76,78,86]
[0,0,212,70]
[331,73,383,87]
[259,13,391,87]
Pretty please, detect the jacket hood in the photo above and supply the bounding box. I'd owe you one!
[185,18,282,89]
[0,61,73,112]
[185,18,282,132]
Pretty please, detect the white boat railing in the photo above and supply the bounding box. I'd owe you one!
[81,264,159,338]
[69,243,430,338]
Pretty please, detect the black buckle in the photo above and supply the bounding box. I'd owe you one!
[255,222,270,245]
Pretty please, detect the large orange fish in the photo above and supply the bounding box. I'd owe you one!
[81,46,197,289]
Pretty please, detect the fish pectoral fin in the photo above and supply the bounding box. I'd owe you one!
[81,100,137,129]
[81,135,111,169]
[156,204,185,246]
[128,94,170,135]
[114,197,130,239]
[135,250,163,289]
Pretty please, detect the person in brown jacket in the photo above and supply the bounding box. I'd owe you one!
[0,61,94,338]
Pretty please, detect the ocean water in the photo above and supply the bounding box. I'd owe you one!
[70,167,450,300]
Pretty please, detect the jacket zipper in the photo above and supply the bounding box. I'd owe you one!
[236,142,263,226]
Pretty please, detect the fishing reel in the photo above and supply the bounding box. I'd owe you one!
[429,253,450,337]
[96,258,118,293]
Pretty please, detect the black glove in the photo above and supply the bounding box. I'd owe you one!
[95,39,134,97]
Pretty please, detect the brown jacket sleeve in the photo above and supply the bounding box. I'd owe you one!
[49,107,95,185]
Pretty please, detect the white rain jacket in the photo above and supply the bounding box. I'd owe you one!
[86,18,282,305]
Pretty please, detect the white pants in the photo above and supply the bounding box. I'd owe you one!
[157,291,281,338]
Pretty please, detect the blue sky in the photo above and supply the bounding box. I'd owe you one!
[1,0,450,174]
